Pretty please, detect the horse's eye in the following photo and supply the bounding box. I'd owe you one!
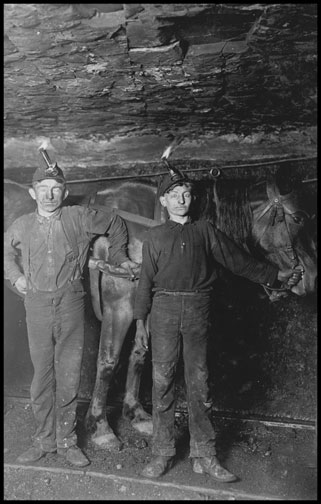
[291,213,306,225]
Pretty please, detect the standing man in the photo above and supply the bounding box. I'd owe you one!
[4,154,138,467]
[134,173,302,482]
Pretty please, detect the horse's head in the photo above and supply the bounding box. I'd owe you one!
[212,176,317,297]
[250,179,317,296]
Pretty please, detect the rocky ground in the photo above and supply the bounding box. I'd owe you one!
[4,398,317,500]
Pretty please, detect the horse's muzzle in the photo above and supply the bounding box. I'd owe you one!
[290,273,317,296]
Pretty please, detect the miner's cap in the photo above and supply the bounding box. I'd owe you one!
[32,164,66,184]
[159,174,193,196]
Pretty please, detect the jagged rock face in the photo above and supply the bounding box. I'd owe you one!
[4,3,317,175]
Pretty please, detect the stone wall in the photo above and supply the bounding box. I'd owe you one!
[4,3,317,175]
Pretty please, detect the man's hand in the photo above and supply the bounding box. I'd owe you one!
[120,260,141,280]
[14,275,28,295]
[277,267,303,288]
[135,319,149,350]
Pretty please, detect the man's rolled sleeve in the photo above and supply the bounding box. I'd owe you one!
[106,214,130,265]
[84,207,130,265]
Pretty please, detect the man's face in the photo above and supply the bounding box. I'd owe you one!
[29,179,68,215]
[160,183,193,219]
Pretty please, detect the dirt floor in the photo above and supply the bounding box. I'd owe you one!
[4,398,317,501]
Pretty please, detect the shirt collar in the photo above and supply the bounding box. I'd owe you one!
[166,216,193,228]
[35,207,62,223]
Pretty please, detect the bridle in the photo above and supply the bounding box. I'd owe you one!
[252,182,307,301]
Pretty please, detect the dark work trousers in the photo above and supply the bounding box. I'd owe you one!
[24,280,85,452]
[149,291,216,458]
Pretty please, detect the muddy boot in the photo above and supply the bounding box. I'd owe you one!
[57,446,90,467]
[192,456,238,483]
[17,446,52,464]
[141,455,175,478]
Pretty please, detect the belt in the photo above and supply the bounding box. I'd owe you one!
[155,289,212,296]
[27,278,82,295]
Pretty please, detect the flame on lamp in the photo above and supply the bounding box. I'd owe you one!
[38,139,50,151]
[161,135,184,160]
[161,145,173,160]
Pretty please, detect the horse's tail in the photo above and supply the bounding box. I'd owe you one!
[89,236,111,322]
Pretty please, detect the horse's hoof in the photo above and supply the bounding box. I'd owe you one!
[91,433,123,451]
[123,404,152,423]
[132,420,153,436]
[134,409,152,422]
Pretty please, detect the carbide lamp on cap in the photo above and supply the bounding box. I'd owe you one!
[159,142,190,196]
[32,144,66,183]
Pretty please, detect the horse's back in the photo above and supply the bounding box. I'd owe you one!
[4,180,36,231]
[95,180,157,217]
[94,180,158,263]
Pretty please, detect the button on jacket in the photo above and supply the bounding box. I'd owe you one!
[134,219,278,320]
[4,205,129,292]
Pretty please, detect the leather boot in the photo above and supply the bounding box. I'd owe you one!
[17,446,51,464]
[192,456,237,483]
[57,446,90,467]
[141,455,175,478]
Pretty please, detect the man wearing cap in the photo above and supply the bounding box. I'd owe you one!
[4,156,139,467]
[133,173,302,481]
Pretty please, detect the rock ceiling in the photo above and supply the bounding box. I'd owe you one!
[4,3,317,180]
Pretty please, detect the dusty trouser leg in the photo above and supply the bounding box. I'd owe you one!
[181,294,216,458]
[150,293,181,457]
[54,282,85,449]
[24,291,58,452]
[152,361,178,456]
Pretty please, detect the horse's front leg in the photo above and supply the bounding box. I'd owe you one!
[123,317,153,435]
[86,281,134,451]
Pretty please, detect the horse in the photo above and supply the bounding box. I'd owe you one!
[84,170,317,450]
[3,171,317,451]
[211,173,317,299]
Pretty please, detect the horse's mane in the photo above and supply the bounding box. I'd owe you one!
[213,179,253,245]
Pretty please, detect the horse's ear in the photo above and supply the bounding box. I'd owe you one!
[274,166,301,195]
